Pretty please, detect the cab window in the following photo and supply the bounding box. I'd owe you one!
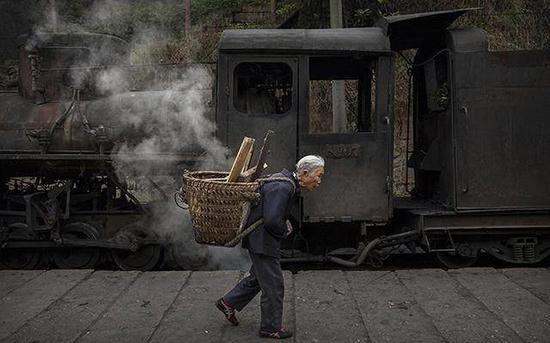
[308,56,376,133]
[233,62,293,114]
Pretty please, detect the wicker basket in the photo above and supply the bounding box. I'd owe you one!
[180,171,260,246]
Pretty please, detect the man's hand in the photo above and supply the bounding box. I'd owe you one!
[285,220,293,236]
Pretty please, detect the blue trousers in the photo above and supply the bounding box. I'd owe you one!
[223,251,284,332]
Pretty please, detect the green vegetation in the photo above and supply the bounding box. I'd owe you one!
[26,0,548,63]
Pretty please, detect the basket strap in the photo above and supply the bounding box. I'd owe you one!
[224,218,264,247]
[174,190,188,209]
[256,176,296,196]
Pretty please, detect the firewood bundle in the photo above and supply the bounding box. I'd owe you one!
[226,130,273,183]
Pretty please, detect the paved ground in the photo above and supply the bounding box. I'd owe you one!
[0,267,549,343]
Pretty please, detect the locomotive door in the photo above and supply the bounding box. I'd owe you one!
[452,51,550,210]
[298,56,393,223]
[221,55,298,174]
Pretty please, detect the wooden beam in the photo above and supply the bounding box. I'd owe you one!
[243,143,254,172]
[239,166,257,182]
[227,137,255,182]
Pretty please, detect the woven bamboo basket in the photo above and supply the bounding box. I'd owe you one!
[180,171,260,246]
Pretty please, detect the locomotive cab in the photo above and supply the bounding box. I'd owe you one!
[379,9,550,266]
[216,28,394,228]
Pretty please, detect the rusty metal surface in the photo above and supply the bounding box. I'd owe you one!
[17,32,128,103]
[0,89,210,167]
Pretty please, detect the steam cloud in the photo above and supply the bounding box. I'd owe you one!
[29,1,250,270]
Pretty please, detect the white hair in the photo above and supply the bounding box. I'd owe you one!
[296,155,325,172]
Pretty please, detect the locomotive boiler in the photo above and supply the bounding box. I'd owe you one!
[0,32,204,270]
[1,8,549,270]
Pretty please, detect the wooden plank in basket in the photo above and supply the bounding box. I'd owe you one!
[227,137,255,182]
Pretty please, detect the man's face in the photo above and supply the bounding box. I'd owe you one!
[297,167,324,191]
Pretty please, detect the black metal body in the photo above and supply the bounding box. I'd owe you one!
[385,10,550,265]
[218,28,394,224]
[0,32,185,270]
[215,10,550,267]
[1,9,549,269]
[451,49,550,210]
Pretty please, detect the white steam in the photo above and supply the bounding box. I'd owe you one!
[96,67,130,95]
[29,1,251,271]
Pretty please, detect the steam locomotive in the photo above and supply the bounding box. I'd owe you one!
[1,8,549,270]
[0,32,207,270]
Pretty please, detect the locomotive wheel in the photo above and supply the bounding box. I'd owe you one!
[53,222,101,269]
[111,225,162,271]
[0,223,41,270]
[435,252,479,269]
[0,249,41,270]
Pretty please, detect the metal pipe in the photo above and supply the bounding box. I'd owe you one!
[281,256,326,264]
[282,230,418,267]
[281,238,382,267]
[376,230,420,248]
[326,238,382,267]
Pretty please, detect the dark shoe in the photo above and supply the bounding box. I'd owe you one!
[215,298,239,326]
[259,329,293,339]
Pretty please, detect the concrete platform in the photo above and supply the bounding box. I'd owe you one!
[1,267,549,343]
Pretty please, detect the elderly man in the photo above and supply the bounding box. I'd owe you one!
[216,155,325,339]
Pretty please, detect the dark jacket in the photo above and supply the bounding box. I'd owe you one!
[241,169,299,258]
